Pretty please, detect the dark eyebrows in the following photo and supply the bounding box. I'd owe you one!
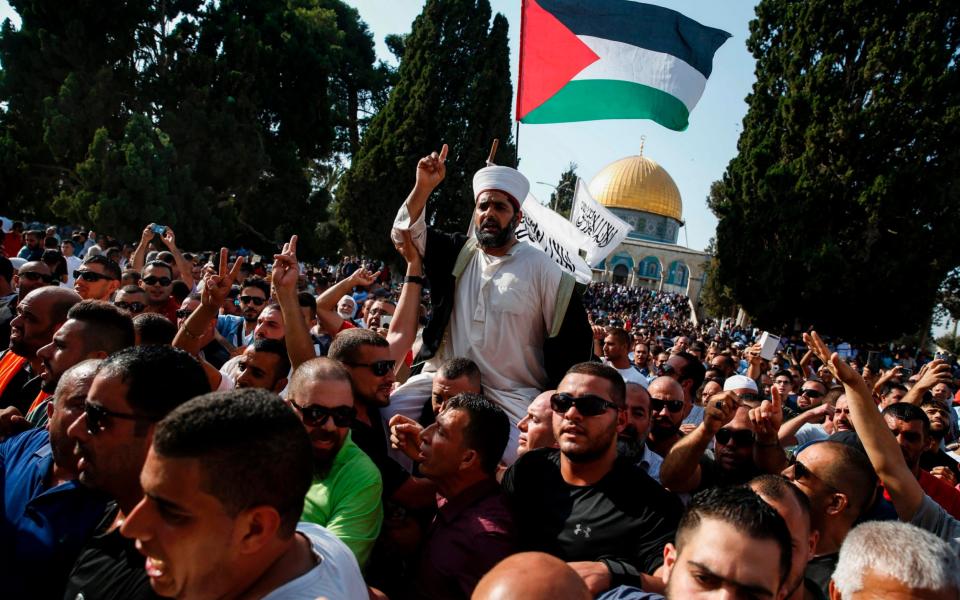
[687,561,775,598]
[145,491,188,515]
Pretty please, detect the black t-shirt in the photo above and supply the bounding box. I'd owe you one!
[62,503,161,600]
[920,447,960,480]
[804,553,838,600]
[502,448,682,588]
[694,455,762,494]
[350,404,410,498]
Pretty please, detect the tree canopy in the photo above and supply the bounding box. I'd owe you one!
[709,0,960,341]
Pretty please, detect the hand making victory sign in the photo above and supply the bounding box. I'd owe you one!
[202,248,244,309]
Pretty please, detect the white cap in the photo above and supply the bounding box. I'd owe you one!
[723,375,758,393]
[472,165,529,211]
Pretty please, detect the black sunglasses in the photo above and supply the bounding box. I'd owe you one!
[175,309,194,319]
[290,402,356,428]
[344,360,395,377]
[114,301,146,313]
[74,270,116,282]
[715,428,756,447]
[787,457,840,493]
[85,402,156,435]
[142,276,172,286]
[658,363,676,376]
[20,271,54,283]
[550,392,619,417]
[650,396,685,413]
[239,295,266,306]
[800,388,824,399]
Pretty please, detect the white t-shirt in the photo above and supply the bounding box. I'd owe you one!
[794,422,829,447]
[63,255,82,287]
[603,360,649,388]
[261,522,367,600]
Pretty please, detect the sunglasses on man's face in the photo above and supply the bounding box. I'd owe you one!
[786,457,839,493]
[20,271,54,283]
[239,295,266,306]
[650,397,685,414]
[290,402,356,428]
[715,427,756,447]
[550,392,619,417]
[114,301,146,313]
[142,276,172,287]
[84,401,156,435]
[344,360,395,377]
[74,270,115,283]
[800,388,824,399]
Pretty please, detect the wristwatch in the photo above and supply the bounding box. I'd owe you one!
[404,275,426,286]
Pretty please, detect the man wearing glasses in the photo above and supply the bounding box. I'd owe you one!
[139,260,178,322]
[215,276,270,347]
[72,255,121,302]
[63,345,210,600]
[290,358,382,568]
[502,362,682,596]
[646,376,689,458]
[15,260,56,301]
[113,285,149,316]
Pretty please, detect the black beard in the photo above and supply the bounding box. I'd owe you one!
[476,218,516,249]
[929,427,947,441]
[617,433,644,461]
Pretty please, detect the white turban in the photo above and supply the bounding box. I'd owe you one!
[723,375,758,394]
[472,165,530,211]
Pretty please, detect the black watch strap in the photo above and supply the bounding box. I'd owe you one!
[404,275,426,286]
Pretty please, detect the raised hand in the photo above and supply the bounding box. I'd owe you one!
[415,143,448,192]
[271,235,300,294]
[388,414,424,463]
[803,331,860,386]
[161,226,177,249]
[703,391,739,435]
[348,267,381,288]
[141,224,156,244]
[394,229,422,266]
[916,359,953,391]
[749,385,784,440]
[201,248,244,308]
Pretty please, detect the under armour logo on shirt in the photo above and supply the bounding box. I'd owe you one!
[574,523,591,538]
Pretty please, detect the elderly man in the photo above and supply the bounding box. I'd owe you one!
[390,144,592,462]
[517,390,557,456]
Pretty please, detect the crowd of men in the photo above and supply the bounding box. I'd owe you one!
[1,147,959,599]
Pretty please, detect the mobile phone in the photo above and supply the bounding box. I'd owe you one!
[758,331,780,361]
[380,314,393,327]
[151,224,167,235]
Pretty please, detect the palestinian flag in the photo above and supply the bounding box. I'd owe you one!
[517,0,731,131]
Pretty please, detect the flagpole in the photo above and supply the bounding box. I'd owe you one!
[515,0,525,167]
[515,121,520,167]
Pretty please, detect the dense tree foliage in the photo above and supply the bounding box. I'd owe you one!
[337,0,517,259]
[0,0,386,257]
[709,0,960,341]
[548,162,577,219]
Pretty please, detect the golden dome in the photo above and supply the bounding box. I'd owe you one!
[587,155,683,222]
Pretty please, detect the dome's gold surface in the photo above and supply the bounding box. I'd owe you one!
[587,155,682,222]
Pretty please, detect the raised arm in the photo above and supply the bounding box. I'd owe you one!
[160,227,195,289]
[131,224,154,271]
[660,391,738,493]
[271,235,315,371]
[402,143,448,225]
[748,386,788,474]
[805,331,924,521]
[901,359,952,406]
[315,267,380,335]
[778,403,833,446]
[386,229,424,364]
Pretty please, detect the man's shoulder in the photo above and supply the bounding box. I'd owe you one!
[334,438,383,485]
[265,522,366,600]
[0,427,49,463]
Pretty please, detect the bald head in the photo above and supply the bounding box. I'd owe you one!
[28,286,82,321]
[648,376,685,400]
[471,552,591,600]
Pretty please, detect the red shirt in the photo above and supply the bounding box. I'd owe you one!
[885,469,960,519]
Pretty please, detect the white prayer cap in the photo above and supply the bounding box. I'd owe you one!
[723,374,758,393]
[472,165,529,211]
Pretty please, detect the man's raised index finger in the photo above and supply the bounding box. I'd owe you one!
[218,248,228,278]
[439,143,448,162]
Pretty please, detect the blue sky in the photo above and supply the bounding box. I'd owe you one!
[0,1,759,251]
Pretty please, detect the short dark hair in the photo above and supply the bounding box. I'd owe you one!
[749,474,812,521]
[0,256,12,284]
[297,291,315,310]
[773,372,794,384]
[604,327,630,347]
[882,382,908,397]
[82,254,122,280]
[241,276,271,298]
[156,251,175,265]
[143,260,174,279]
[438,357,482,387]
[328,328,388,364]
[882,402,931,436]
[251,338,291,382]
[675,350,706,391]
[289,357,351,396]
[122,270,141,284]
[119,284,147,296]
[97,346,209,420]
[678,486,792,585]
[66,300,135,354]
[132,313,177,345]
[563,362,626,407]
[152,388,312,538]
[445,393,509,475]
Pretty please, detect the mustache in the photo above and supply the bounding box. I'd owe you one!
[309,430,339,444]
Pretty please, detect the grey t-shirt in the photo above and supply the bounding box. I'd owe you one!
[911,494,960,553]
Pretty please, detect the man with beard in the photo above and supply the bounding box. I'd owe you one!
[15,260,56,300]
[215,275,270,347]
[291,358,382,568]
[62,345,210,600]
[881,402,960,519]
[797,379,828,411]
[138,260,178,322]
[645,376,687,458]
[503,363,682,596]
[920,398,960,480]
[73,255,121,301]
[0,360,108,599]
[25,300,134,428]
[390,144,592,462]
[617,382,662,482]
[0,287,80,415]
[832,395,854,433]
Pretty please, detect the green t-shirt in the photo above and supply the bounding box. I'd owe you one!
[301,431,384,567]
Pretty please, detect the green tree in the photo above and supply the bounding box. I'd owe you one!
[336,0,517,259]
[709,0,960,341]
[699,235,737,319]
[548,162,577,219]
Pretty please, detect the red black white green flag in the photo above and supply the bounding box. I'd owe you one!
[517,0,731,131]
